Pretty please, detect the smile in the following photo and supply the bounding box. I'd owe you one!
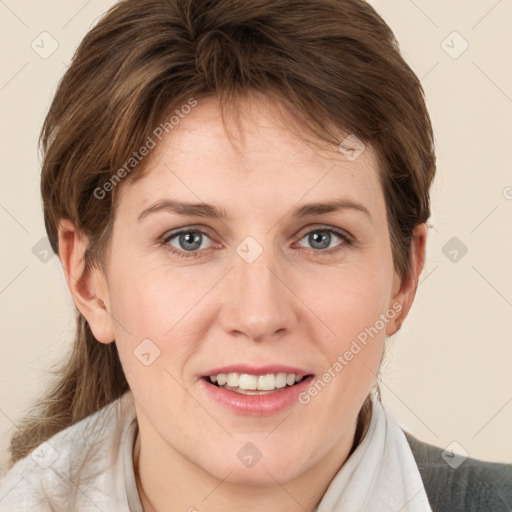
[207,372,305,393]
[200,372,315,415]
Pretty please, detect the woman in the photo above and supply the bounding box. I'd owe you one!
[0,0,510,510]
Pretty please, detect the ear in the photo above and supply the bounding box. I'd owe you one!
[57,218,115,344]
[385,223,428,336]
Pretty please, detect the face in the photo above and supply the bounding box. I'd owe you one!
[80,95,410,486]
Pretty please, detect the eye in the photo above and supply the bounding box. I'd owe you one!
[160,225,353,259]
[161,229,213,258]
[296,227,353,253]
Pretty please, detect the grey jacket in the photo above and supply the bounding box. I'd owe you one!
[404,431,512,511]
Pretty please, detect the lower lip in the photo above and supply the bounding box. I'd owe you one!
[199,375,315,416]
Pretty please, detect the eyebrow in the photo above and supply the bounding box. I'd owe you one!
[137,198,372,222]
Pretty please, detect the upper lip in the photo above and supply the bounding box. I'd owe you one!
[199,364,314,378]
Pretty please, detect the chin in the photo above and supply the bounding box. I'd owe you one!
[223,465,302,487]
[199,448,309,487]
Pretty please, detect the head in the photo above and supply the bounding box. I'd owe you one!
[10,0,435,484]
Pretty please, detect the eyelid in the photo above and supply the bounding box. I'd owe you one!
[161,225,213,241]
[295,224,354,242]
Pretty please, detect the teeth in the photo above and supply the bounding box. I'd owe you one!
[207,372,306,391]
[275,373,287,388]
[239,374,257,390]
[259,374,277,390]
[227,373,238,387]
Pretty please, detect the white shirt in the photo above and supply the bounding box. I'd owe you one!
[0,390,432,511]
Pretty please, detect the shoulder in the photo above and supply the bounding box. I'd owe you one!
[0,391,136,511]
[403,430,512,512]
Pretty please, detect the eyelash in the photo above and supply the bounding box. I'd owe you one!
[160,226,354,259]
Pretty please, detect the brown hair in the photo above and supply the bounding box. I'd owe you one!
[8,0,435,467]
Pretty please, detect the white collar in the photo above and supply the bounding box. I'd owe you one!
[314,399,432,511]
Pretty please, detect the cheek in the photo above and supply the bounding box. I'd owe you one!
[107,263,216,376]
[108,258,192,335]
[308,261,393,341]
[304,264,392,396]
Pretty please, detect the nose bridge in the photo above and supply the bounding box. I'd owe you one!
[220,235,296,342]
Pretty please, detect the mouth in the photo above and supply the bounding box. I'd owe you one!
[202,372,314,395]
[199,369,315,415]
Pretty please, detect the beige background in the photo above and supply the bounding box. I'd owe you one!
[0,0,511,472]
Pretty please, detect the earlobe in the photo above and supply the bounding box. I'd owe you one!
[57,218,115,344]
[385,223,428,337]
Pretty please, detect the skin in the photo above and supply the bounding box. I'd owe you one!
[58,95,427,512]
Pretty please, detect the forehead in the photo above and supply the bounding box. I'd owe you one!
[117,96,384,220]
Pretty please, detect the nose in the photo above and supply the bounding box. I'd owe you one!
[218,243,298,343]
